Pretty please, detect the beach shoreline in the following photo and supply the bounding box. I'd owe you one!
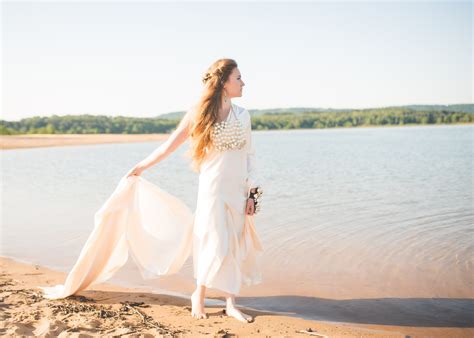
[1,123,472,150]
[1,255,472,337]
[0,133,171,150]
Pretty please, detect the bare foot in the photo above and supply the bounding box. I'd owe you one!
[191,290,208,319]
[224,305,254,323]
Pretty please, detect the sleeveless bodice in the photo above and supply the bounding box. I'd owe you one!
[210,104,246,151]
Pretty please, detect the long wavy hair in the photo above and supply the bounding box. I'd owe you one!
[184,58,238,173]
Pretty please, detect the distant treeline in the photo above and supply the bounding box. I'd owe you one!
[251,108,473,130]
[0,115,177,135]
[0,108,472,135]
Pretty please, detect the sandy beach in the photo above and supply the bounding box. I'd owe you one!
[1,256,472,337]
[0,133,171,150]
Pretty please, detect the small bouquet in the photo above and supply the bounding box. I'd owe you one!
[248,187,263,214]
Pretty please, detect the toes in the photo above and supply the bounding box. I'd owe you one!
[191,311,208,319]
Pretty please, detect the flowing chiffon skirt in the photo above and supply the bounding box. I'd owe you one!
[38,175,263,299]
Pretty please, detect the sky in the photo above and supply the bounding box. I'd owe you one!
[1,0,472,121]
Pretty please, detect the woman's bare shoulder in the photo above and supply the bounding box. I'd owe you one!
[183,104,201,124]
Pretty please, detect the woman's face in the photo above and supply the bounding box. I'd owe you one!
[224,67,245,98]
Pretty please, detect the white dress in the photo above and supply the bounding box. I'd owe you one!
[38,102,264,299]
[193,102,263,295]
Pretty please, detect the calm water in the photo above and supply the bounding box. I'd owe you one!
[1,125,473,326]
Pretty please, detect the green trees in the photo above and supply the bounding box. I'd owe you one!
[0,114,179,135]
[0,108,472,135]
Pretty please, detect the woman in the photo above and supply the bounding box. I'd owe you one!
[125,58,264,323]
[38,58,264,324]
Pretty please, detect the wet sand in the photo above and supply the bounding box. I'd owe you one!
[0,133,171,150]
[1,256,472,337]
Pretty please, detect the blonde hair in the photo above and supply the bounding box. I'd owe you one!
[184,58,238,173]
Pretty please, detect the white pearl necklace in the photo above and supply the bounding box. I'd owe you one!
[210,105,246,151]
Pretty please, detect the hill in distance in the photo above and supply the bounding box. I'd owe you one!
[157,104,473,120]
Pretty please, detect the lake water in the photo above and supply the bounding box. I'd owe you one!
[1,124,473,327]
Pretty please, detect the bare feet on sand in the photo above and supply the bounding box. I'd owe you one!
[191,289,208,319]
[224,305,254,323]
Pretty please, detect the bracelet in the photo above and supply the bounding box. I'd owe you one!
[248,186,263,214]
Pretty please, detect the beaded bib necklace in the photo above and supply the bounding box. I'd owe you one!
[210,104,246,151]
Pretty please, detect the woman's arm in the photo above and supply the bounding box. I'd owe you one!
[245,110,261,196]
[140,110,193,170]
[126,107,195,177]
[245,120,261,215]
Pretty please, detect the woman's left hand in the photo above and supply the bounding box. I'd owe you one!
[125,163,147,178]
[245,198,255,216]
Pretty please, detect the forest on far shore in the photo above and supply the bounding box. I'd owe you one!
[0,106,472,135]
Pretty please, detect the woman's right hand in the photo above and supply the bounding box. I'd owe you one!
[126,163,147,178]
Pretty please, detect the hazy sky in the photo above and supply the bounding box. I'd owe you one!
[2,0,472,121]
